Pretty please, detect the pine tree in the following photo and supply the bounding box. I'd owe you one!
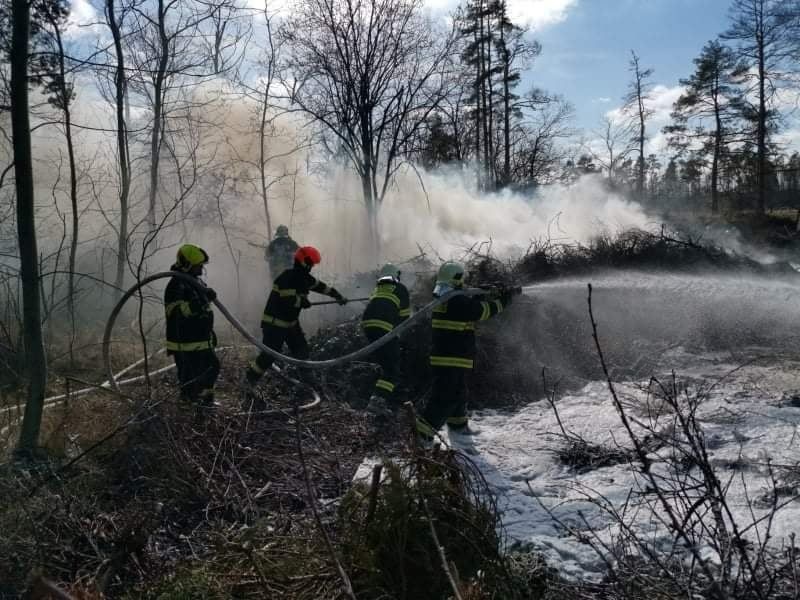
[666,40,745,214]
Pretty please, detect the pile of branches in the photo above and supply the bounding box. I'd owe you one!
[1,364,558,599]
[514,227,798,282]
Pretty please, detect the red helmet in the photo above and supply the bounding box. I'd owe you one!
[294,246,322,268]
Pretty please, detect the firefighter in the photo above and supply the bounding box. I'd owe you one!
[361,263,411,414]
[244,245,347,386]
[266,224,299,278]
[164,244,220,407]
[416,261,514,442]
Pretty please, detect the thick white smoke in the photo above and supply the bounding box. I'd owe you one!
[13,84,654,336]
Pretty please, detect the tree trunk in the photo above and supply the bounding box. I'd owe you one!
[473,22,481,190]
[108,0,130,295]
[756,25,767,214]
[501,8,511,187]
[259,85,272,236]
[50,20,79,359]
[147,0,169,230]
[360,104,378,256]
[12,0,48,452]
[485,6,495,189]
[711,89,722,215]
[479,4,489,191]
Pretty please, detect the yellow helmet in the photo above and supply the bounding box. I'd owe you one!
[175,244,209,271]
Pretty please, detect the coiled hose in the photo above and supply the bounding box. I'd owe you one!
[102,272,485,400]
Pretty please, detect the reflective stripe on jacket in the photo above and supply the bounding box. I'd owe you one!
[164,270,216,352]
[262,264,335,327]
[361,280,410,334]
[430,293,506,369]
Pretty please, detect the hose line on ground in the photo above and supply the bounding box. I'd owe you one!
[102,271,487,394]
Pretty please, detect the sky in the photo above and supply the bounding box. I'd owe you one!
[67,0,797,155]
[522,0,733,130]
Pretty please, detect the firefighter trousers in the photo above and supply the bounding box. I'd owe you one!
[173,349,220,404]
[418,366,469,438]
[246,323,310,383]
[364,327,400,401]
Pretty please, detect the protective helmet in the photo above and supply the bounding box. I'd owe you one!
[436,261,465,287]
[294,246,322,268]
[276,224,289,237]
[175,244,209,271]
[378,263,400,281]
[433,261,465,296]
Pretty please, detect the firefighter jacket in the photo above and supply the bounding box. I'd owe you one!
[262,264,338,328]
[266,236,299,275]
[361,279,411,333]
[430,292,509,369]
[164,269,216,353]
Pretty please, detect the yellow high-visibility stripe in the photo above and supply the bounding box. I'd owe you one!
[433,304,447,314]
[416,417,436,438]
[375,379,395,392]
[262,314,297,328]
[430,355,474,369]
[272,284,297,297]
[165,340,213,351]
[362,319,393,332]
[399,308,411,317]
[432,319,471,331]
[371,291,401,307]
[249,361,266,375]
[447,415,469,426]
[479,302,491,321]
[495,299,503,313]
[165,300,194,318]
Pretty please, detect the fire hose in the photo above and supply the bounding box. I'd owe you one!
[101,272,493,403]
[1,275,502,440]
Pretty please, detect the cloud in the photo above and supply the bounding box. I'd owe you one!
[424,0,577,29]
[65,0,98,38]
[507,0,578,29]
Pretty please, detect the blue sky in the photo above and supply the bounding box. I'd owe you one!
[530,0,733,131]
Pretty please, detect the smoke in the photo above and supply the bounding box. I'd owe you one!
[8,84,657,341]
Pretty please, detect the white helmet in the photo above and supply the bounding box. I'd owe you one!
[378,263,400,282]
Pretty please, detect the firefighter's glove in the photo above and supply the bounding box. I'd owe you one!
[204,287,218,302]
[300,297,312,309]
[331,289,348,305]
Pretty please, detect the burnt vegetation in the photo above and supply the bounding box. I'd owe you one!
[2,0,800,596]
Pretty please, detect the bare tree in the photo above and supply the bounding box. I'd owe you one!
[126,0,215,230]
[623,50,653,199]
[281,0,455,251]
[40,2,80,350]
[511,93,573,185]
[588,115,636,184]
[104,0,132,295]
[11,0,48,452]
[197,0,251,76]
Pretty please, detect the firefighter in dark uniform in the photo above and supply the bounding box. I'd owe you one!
[416,261,514,441]
[164,244,220,407]
[244,245,347,385]
[361,263,411,414]
[266,224,299,278]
